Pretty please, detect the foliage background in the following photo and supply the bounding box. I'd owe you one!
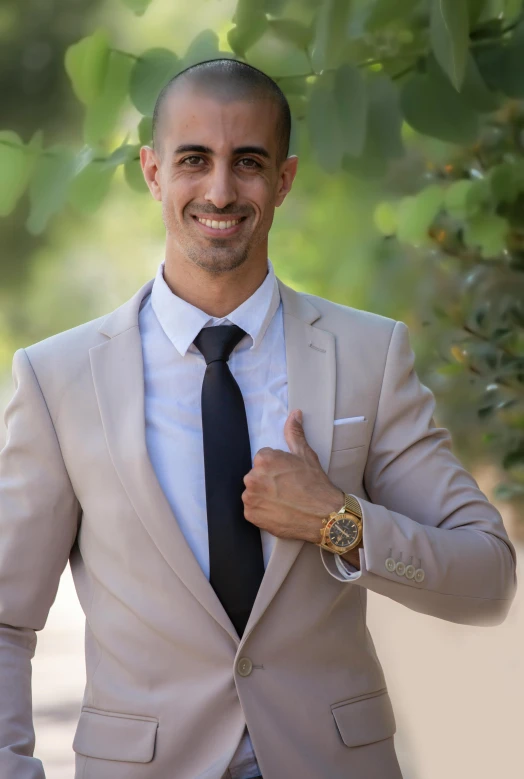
[2,0,524,524]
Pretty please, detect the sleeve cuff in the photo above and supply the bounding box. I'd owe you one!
[334,553,362,580]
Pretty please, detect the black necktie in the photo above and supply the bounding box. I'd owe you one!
[193,324,265,637]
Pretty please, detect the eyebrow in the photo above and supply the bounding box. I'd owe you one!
[174,144,271,159]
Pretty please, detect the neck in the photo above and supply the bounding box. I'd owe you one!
[162,246,269,318]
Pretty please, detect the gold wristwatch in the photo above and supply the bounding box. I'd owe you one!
[318,493,363,555]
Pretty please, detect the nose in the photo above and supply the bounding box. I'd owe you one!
[204,160,238,210]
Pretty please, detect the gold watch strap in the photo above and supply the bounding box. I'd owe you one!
[341,493,362,518]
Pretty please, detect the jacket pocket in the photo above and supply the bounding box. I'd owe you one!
[331,688,396,748]
[332,417,368,451]
[73,707,159,763]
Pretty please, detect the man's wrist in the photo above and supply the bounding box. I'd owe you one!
[340,543,363,569]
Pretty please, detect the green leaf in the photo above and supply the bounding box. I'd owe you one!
[464,212,508,258]
[26,146,76,235]
[138,116,153,145]
[306,78,344,173]
[182,30,222,69]
[228,0,268,58]
[496,18,524,98]
[401,65,479,144]
[268,19,313,49]
[374,202,398,236]
[467,0,488,28]
[444,179,477,217]
[69,161,115,213]
[366,74,404,160]
[489,162,522,204]
[311,0,352,73]
[68,144,137,215]
[0,132,30,217]
[246,26,310,78]
[121,0,152,15]
[474,19,524,98]
[130,48,181,117]
[341,73,403,180]
[365,0,419,31]
[334,63,367,158]
[430,0,469,92]
[124,157,149,192]
[84,51,133,146]
[105,143,139,167]
[460,51,501,112]
[397,185,444,245]
[65,29,111,105]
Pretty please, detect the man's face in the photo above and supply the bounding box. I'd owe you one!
[141,85,297,274]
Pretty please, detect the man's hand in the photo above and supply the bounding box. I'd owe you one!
[241,409,344,545]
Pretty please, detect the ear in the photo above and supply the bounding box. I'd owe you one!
[140,146,163,202]
[275,154,298,208]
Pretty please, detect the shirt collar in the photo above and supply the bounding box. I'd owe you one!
[150,258,281,357]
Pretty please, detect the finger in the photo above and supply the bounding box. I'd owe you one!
[283,409,310,458]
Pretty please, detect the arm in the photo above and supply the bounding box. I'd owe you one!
[0,349,80,777]
[321,321,517,626]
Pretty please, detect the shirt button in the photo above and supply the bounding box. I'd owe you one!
[237,657,253,677]
[404,564,416,579]
[414,568,425,583]
[385,557,396,573]
[395,561,406,576]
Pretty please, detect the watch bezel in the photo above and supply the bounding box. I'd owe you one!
[321,511,362,554]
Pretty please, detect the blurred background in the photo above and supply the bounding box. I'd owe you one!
[0,0,523,776]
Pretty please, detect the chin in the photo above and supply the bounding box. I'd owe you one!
[186,248,249,274]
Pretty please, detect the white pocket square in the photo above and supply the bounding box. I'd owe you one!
[333,416,366,426]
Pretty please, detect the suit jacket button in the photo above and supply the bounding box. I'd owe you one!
[404,564,416,579]
[414,568,425,583]
[237,657,253,677]
[395,561,406,576]
[385,557,396,572]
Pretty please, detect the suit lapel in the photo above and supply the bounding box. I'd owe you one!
[89,276,336,646]
[242,279,336,642]
[90,280,239,643]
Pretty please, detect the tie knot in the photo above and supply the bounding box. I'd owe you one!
[193,324,247,365]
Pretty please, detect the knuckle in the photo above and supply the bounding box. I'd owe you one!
[254,448,272,467]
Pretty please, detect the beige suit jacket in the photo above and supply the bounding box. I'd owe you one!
[0,276,517,779]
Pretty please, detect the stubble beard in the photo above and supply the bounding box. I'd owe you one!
[163,203,252,275]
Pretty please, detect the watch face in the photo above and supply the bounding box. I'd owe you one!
[329,518,359,548]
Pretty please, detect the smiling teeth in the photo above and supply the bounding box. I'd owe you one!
[197,218,242,229]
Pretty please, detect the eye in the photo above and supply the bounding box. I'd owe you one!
[181,155,204,166]
[238,158,260,168]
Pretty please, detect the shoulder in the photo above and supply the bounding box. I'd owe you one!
[17,313,113,412]
[300,290,398,345]
[24,313,110,371]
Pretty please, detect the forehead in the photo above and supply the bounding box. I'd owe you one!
[160,85,280,155]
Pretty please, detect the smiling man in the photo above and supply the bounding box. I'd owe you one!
[0,59,517,779]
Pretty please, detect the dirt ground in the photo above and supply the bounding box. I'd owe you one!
[32,540,523,779]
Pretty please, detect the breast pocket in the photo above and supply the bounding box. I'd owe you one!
[332,416,368,451]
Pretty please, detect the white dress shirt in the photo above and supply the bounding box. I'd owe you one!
[138,258,358,779]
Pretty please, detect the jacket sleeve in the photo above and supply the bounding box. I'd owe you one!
[321,321,517,626]
[0,348,80,777]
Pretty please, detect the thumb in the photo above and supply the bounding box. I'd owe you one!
[284,409,309,457]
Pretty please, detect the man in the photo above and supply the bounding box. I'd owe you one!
[0,58,517,779]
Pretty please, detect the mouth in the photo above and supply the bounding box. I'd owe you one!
[191,215,247,237]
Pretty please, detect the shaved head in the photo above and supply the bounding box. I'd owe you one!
[152,58,291,166]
